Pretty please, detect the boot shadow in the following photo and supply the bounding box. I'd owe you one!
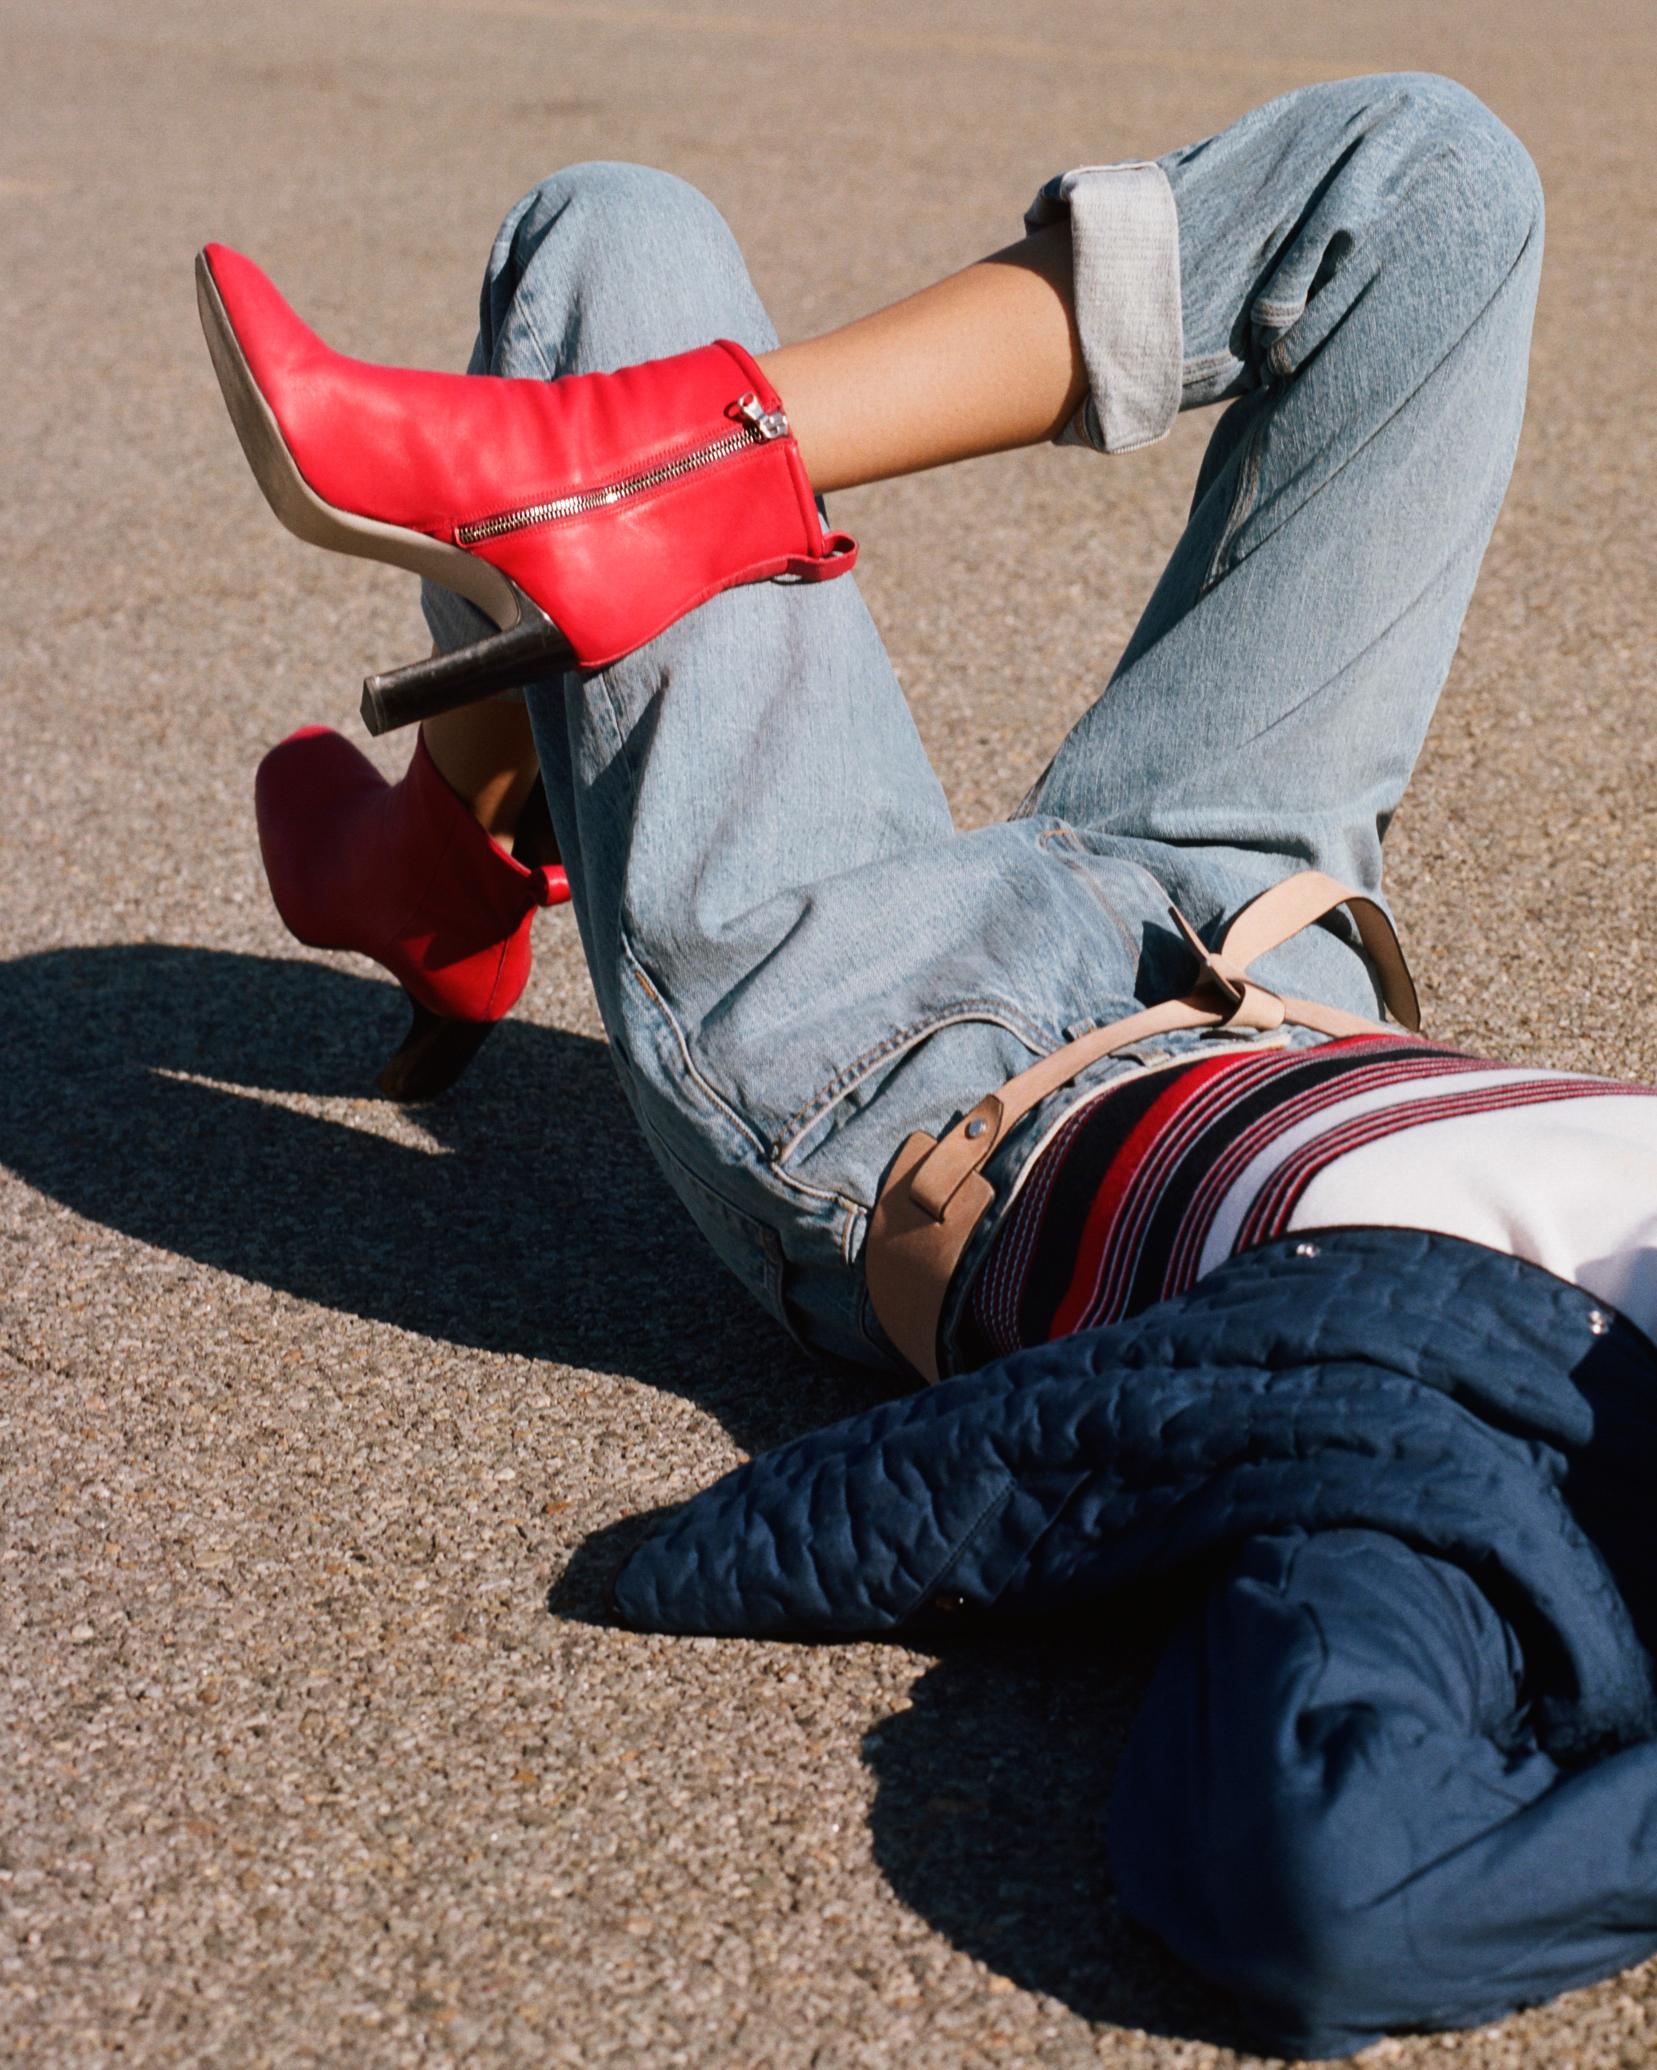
[13,940,1250,2039]
[0,943,885,1454]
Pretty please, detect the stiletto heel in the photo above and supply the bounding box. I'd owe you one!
[195,243,856,719]
[255,727,570,1100]
[377,1003,499,1103]
[360,590,573,736]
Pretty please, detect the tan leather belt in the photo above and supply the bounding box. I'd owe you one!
[864,870,1421,1382]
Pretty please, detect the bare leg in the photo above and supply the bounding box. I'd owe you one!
[425,225,1085,829]
[421,688,540,847]
[759,224,1085,490]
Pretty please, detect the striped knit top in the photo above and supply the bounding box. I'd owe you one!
[962,1033,1657,1360]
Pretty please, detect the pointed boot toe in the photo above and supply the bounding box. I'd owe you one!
[197,243,857,734]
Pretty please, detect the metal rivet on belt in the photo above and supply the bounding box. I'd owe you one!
[1587,1308,1611,1336]
[965,1118,987,1140]
[1294,1241,1320,1258]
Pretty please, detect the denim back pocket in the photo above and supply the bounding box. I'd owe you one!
[771,998,1054,1215]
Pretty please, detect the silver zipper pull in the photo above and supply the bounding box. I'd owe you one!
[737,392,790,440]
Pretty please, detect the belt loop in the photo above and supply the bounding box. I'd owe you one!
[908,1094,1006,1220]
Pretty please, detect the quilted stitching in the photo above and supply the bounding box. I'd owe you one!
[613,1228,1657,1757]
[607,1227,1657,2055]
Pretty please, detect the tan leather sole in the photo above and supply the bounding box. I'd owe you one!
[194,250,522,633]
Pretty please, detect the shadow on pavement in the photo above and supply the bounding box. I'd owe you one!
[11,943,1229,2035]
[0,943,882,1453]
[550,1508,1242,2043]
[862,1625,1255,2048]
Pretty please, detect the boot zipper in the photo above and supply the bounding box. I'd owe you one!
[455,395,790,546]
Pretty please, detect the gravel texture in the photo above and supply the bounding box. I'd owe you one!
[4,1,1655,2063]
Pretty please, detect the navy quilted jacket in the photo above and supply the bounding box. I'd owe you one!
[613,1228,1657,2060]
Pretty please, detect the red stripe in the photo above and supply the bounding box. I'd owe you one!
[1065,1040,1483,1328]
[1050,1038,1418,1335]
[1086,1045,1304,1320]
[1049,1052,1257,1338]
[1241,1075,1621,1242]
[973,1098,1093,1354]
[969,1028,1657,1357]
[970,1035,1652,1355]
[1161,1045,1483,1290]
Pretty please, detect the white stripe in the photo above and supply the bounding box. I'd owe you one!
[1194,1067,1576,1278]
[1164,1044,1462,1292]
[1287,1095,1657,1344]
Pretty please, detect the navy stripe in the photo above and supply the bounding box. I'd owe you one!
[965,1037,1506,1356]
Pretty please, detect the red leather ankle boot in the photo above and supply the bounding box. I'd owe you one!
[255,724,571,1100]
[196,244,857,736]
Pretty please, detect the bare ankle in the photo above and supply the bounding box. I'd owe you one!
[419,691,541,848]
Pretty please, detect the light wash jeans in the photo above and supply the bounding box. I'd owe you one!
[424,73,1543,1378]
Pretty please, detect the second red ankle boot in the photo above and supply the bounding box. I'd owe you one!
[255,725,570,1098]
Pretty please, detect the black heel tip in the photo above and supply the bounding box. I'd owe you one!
[377,1002,496,1102]
[360,679,393,737]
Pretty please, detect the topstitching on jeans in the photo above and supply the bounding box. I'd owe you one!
[1227,540,1469,774]
[619,928,769,1160]
[1040,825,1158,965]
[618,931,937,1225]
[769,997,1053,1170]
[493,305,559,383]
[635,1108,786,1313]
[1199,392,1271,597]
[1181,347,1247,399]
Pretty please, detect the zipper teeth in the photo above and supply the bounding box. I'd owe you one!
[455,423,764,546]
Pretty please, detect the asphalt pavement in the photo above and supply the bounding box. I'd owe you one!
[5,1,1657,2063]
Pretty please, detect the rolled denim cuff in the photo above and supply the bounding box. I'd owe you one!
[1024,160,1182,455]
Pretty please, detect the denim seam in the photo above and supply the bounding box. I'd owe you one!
[498,309,557,382]
[1180,348,1240,400]
[1200,396,1270,595]
[768,1162,862,1212]
[1041,825,1146,964]
[1204,146,1482,594]
[618,934,871,1217]
[493,204,560,380]
[1203,160,1540,595]
[1226,535,1476,774]
[618,930,768,1159]
[592,667,635,774]
[856,1270,890,1364]
[769,997,1053,1165]
[637,1110,790,1323]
